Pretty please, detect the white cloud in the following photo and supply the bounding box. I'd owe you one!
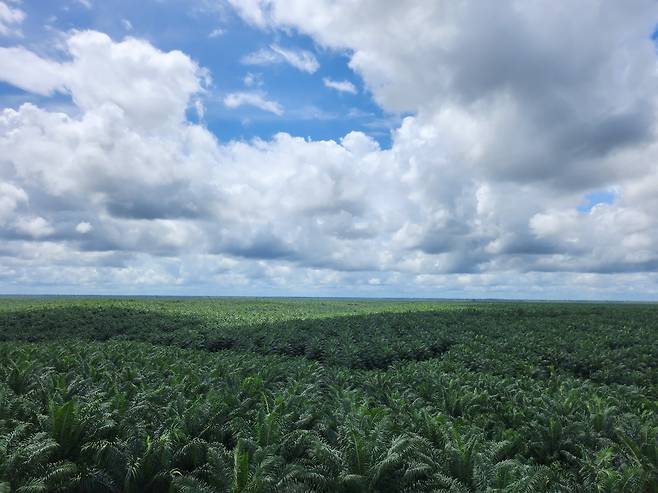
[15,216,54,238]
[0,47,63,95]
[242,44,319,73]
[243,72,263,87]
[226,0,268,28]
[0,182,27,224]
[0,1,24,37]
[269,44,319,73]
[194,99,205,120]
[76,221,92,234]
[241,48,278,65]
[208,27,224,38]
[121,18,133,31]
[0,31,206,128]
[223,90,283,114]
[223,0,658,276]
[1,5,658,298]
[323,77,357,94]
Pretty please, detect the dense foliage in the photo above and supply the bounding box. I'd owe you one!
[0,298,656,492]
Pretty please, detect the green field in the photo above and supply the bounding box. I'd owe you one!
[1,298,657,492]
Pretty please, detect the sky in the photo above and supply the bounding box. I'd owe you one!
[0,1,658,300]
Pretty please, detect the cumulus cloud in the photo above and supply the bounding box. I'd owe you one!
[0,182,27,224]
[1,0,658,298]
[15,216,54,238]
[226,0,268,28]
[242,44,319,73]
[323,78,357,94]
[0,47,64,95]
[0,31,392,281]
[0,1,24,37]
[0,31,206,128]
[225,1,658,277]
[223,90,283,114]
[232,1,658,187]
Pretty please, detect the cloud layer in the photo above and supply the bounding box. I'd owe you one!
[1,1,658,298]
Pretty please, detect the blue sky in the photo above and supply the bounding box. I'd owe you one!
[0,1,658,300]
[577,190,616,214]
[0,0,399,147]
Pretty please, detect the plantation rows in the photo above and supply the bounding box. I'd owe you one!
[2,302,657,382]
[0,299,657,492]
